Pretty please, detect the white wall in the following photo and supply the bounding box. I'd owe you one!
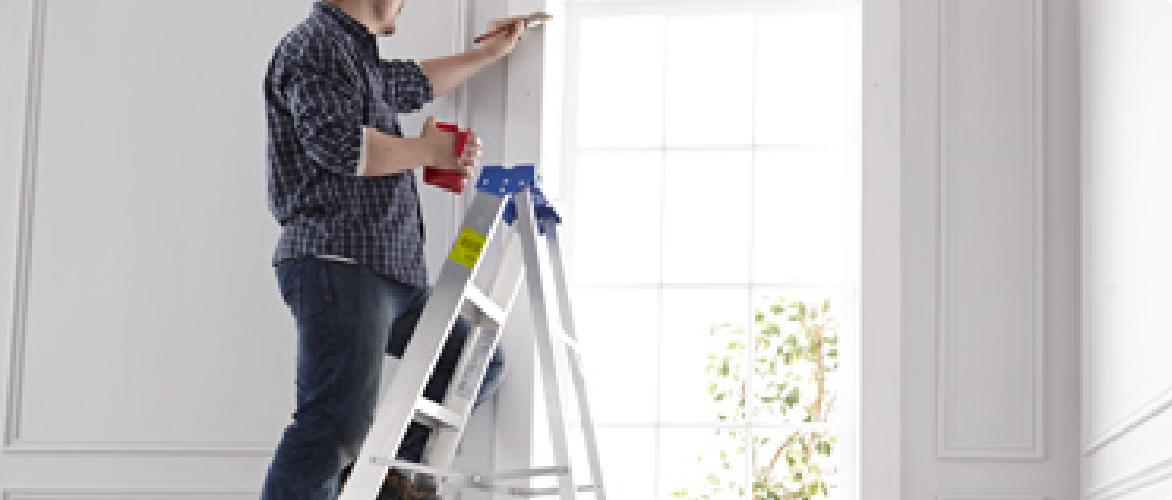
[1081,1,1172,499]
[901,0,1081,498]
[0,0,510,495]
[0,0,1086,498]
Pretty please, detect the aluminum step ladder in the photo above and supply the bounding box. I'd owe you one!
[337,165,607,500]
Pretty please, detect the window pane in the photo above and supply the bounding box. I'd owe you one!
[572,288,659,423]
[756,11,856,146]
[570,151,663,285]
[660,427,749,500]
[576,15,666,148]
[659,289,749,424]
[666,14,755,147]
[751,427,842,499]
[585,427,656,499]
[751,287,848,424]
[753,150,850,285]
[663,150,752,284]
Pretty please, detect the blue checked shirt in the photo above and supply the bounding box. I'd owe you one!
[265,0,435,287]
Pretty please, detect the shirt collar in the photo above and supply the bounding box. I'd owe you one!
[315,1,378,57]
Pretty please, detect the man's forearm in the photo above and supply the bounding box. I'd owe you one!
[418,47,502,97]
[361,126,436,177]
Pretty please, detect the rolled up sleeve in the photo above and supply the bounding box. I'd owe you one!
[380,59,435,113]
[285,48,364,176]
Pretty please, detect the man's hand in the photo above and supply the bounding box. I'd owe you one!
[476,16,528,59]
[421,116,482,178]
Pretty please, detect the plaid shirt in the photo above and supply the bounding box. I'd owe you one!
[265,0,434,287]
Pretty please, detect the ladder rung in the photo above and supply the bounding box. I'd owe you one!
[366,459,569,483]
[414,397,463,429]
[368,457,471,479]
[467,465,569,481]
[470,483,598,497]
[466,286,508,325]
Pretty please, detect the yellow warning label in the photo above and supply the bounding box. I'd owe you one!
[449,227,487,269]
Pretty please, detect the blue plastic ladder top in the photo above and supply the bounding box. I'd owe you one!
[476,164,562,233]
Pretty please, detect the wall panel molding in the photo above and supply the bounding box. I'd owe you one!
[1084,382,1172,456]
[935,0,1048,460]
[1085,453,1172,500]
[2,489,253,500]
[5,0,46,453]
[2,441,273,455]
[937,495,1047,500]
[2,0,278,456]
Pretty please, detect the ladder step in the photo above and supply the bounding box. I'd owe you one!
[368,457,472,479]
[466,286,508,325]
[467,482,599,497]
[414,397,463,430]
[367,459,570,483]
[467,465,569,481]
[512,485,600,497]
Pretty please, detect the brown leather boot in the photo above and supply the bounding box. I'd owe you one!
[379,469,427,500]
[410,472,441,500]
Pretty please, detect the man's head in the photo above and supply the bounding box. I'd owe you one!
[328,0,404,36]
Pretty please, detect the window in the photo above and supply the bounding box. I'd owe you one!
[535,1,862,498]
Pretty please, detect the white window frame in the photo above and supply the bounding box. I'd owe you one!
[489,0,901,498]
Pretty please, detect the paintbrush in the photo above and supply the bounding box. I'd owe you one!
[473,12,552,44]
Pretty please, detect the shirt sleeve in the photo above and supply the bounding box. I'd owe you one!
[380,59,435,114]
[284,46,365,177]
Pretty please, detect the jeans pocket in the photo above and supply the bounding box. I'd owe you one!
[276,258,302,307]
[278,257,334,320]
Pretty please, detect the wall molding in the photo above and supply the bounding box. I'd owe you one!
[2,441,273,455]
[1085,453,1172,500]
[938,496,1047,500]
[935,0,1049,460]
[1084,382,1172,456]
[5,0,47,455]
[1,0,283,457]
[2,488,254,500]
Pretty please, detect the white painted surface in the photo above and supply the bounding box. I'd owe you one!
[0,0,1083,498]
[1081,0,1172,498]
[902,0,1081,498]
[0,0,494,493]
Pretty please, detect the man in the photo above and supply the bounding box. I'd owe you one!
[261,1,529,498]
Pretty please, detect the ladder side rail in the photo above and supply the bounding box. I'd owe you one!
[338,191,510,500]
[486,228,530,316]
[515,190,579,500]
[427,228,530,467]
[543,224,608,500]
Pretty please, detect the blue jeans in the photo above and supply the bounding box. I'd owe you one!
[260,255,506,500]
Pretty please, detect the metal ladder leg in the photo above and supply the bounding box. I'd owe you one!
[338,190,509,500]
[543,223,608,500]
[338,165,607,500]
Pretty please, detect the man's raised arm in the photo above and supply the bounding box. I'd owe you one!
[417,16,529,97]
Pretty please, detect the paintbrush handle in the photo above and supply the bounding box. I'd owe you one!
[473,24,513,44]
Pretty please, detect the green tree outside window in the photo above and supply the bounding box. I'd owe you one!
[672,296,841,500]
